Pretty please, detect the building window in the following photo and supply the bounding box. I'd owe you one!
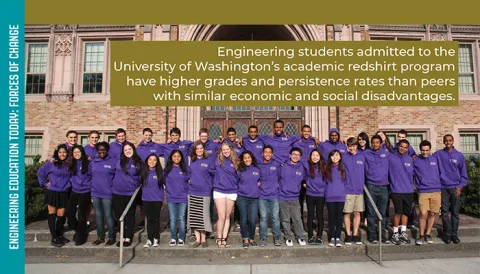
[25,135,43,165]
[210,106,227,111]
[458,44,476,94]
[254,106,274,111]
[83,42,104,94]
[26,44,48,94]
[386,132,425,150]
[231,106,250,111]
[278,106,297,111]
[460,132,479,157]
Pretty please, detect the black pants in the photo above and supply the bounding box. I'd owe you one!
[66,191,91,243]
[113,194,136,240]
[306,195,325,239]
[299,182,307,222]
[234,203,240,224]
[441,188,461,238]
[144,201,163,242]
[327,202,345,239]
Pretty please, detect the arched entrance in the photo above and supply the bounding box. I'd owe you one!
[176,25,329,141]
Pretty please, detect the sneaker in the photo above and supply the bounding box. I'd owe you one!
[259,238,267,247]
[178,239,185,246]
[452,235,461,244]
[400,231,411,244]
[328,238,335,247]
[51,237,64,248]
[144,239,152,248]
[235,222,240,229]
[242,242,249,249]
[344,235,352,245]
[285,239,293,247]
[298,238,306,246]
[153,238,159,247]
[315,237,323,245]
[105,239,116,246]
[58,236,70,244]
[415,237,424,245]
[391,232,401,245]
[123,238,131,247]
[382,238,391,244]
[92,238,105,246]
[444,235,452,244]
[368,238,378,244]
[274,238,282,246]
[86,221,91,228]
[335,238,342,247]
[425,235,433,244]
[354,234,362,245]
[169,239,177,246]
[308,237,316,245]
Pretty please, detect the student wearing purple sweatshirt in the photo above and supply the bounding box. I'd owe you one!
[84,130,100,160]
[435,134,469,244]
[109,128,128,159]
[257,120,302,164]
[357,132,370,152]
[160,127,193,163]
[258,145,282,247]
[325,150,347,247]
[319,128,347,157]
[241,125,265,163]
[199,127,220,159]
[141,154,164,248]
[112,142,143,247]
[343,138,366,245]
[65,145,91,246]
[393,130,417,158]
[279,147,307,247]
[89,142,117,246]
[37,144,71,247]
[377,130,393,153]
[164,149,190,247]
[49,130,78,161]
[304,149,327,245]
[364,135,391,244]
[136,127,162,161]
[188,140,215,248]
[389,140,414,245]
[225,127,244,157]
[237,151,261,248]
[213,142,239,248]
[414,140,441,245]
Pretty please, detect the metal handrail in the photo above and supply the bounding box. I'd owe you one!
[363,185,384,266]
[119,186,142,268]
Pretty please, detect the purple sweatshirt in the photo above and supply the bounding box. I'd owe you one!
[343,152,366,195]
[204,139,220,159]
[213,158,239,194]
[363,147,390,186]
[37,162,71,192]
[136,141,162,161]
[84,144,97,160]
[305,163,326,197]
[388,152,414,194]
[70,161,91,194]
[258,159,281,199]
[319,128,347,157]
[393,143,417,158]
[260,133,301,163]
[160,140,193,160]
[325,165,347,203]
[109,141,127,159]
[293,137,318,163]
[142,169,164,202]
[112,158,142,196]
[414,155,441,193]
[89,155,116,199]
[188,157,215,197]
[279,161,307,201]
[238,165,261,198]
[435,147,469,189]
[241,136,264,163]
[164,165,189,203]
[225,138,244,157]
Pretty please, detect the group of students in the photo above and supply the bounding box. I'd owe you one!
[37,120,470,249]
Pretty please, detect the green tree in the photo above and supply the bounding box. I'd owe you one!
[25,155,48,223]
[460,156,480,217]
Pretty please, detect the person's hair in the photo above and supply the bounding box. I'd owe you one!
[190,140,208,161]
[227,127,236,134]
[398,129,408,137]
[398,139,410,148]
[164,149,188,177]
[95,141,110,152]
[120,141,143,174]
[70,145,89,175]
[376,130,392,152]
[66,130,78,137]
[263,145,274,153]
[443,134,454,142]
[199,128,209,135]
[217,142,239,170]
[141,154,163,187]
[419,140,431,150]
[115,128,126,136]
[248,125,258,132]
[238,150,258,172]
[371,134,383,147]
[170,127,181,136]
[324,150,346,183]
[273,119,284,127]
[301,125,311,131]
[357,132,370,150]
[88,130,100,137]
[346,137,357,146]
[53,144,69,169]
[290,147,302,156]
[143,127,153,134]
[308,149,326,178]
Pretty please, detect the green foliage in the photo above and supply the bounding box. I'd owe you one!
[25,155,48,223]
[460,156,480,217]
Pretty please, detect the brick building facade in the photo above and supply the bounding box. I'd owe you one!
[24,25,480,164]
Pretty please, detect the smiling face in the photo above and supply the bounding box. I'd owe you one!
[290,150,301,163]
[89,133,99,146]
[330,132,339,143]
[195,144,204,157]
[243,153,252,166]
[444,135,454,150]
[248,127,258,140]
[274,122,284,136]
[310,150,320,164]
[116,132,126,143]
[66,133,78,146]
[302,127,311,139]
[143,131,152,143]
[58,148,68,161]
[357,136,366,148]
[97,145,107,159]
[170,132,180,143]
[330,152,341,164]
[221,144,232,158]
[262,147,273,162]
[199,132,208,144]
[172,152,182,165]
[348,143,357,154]
[397,133,407,141]
[147,155,157,169]
[372,138,382,151]
[398,142,409,156]
[227,131,236,142]
[123,144,134,158]
[72,148,82,160]
[420,145,431,158]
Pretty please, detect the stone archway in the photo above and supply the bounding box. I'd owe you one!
[176,25,329,141]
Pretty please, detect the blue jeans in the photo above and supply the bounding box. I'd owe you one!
[366,183,389,240]
[168,202,187,241]
[236,196,259,240]
[259,198,281,240]
[91,197,116,240]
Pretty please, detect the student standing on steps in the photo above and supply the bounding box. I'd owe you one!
[109,128,128,159]
[84,130,100,160]
[414,140,442,245]
[388,140,414,245]
[325,150,347,247]
[435,134,469,244]
[141,154,164,248]
[37,144,72,248]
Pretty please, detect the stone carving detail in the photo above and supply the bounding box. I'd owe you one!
[54,25,75,31]
[313,25,326,41]
[430,33,447,41]
[179,25,192,41]
[46,93,74,102]
[54,34,73,56]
